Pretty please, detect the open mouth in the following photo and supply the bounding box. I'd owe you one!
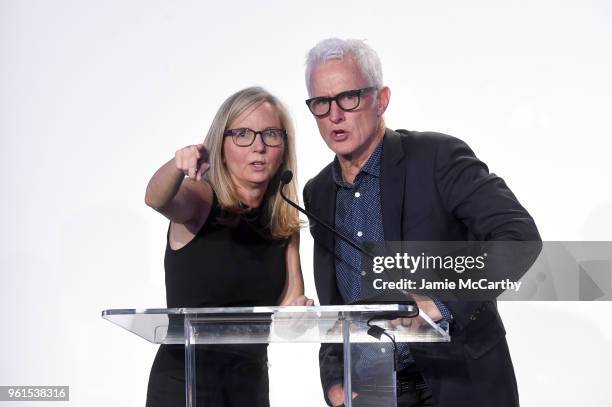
[332,129,349,140]
[250,161,266,169]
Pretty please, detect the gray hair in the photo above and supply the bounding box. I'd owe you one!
[305,38,383,94]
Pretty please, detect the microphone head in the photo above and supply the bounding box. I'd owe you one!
[280,170,293,185]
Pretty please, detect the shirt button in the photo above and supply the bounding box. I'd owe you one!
[357,231,363,237]
[355,192,361,198]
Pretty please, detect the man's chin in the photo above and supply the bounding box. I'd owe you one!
[328,140,357,157]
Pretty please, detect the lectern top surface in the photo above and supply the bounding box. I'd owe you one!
[101,304,416,317]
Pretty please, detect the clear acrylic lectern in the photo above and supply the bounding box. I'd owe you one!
[102,305,449,407]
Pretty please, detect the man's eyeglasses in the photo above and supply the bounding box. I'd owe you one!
[305,87,377,118]
[223,128,286,147]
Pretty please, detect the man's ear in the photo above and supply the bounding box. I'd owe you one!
[377,86,391,116]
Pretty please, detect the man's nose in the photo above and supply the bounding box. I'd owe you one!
[328,100,345,124]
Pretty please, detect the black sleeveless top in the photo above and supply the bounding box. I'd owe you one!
[146,196,287,407]
[164,195,288,308]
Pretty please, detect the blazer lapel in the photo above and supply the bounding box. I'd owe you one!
[308,165,340,304]
[310,164,337,252]
[380,128,406,241]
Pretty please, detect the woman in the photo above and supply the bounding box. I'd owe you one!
[144,87,311,407]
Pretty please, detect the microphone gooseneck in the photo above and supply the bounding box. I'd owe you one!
[280,170,418,337]
[279,170,374,259]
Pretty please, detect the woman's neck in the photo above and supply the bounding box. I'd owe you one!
[235,182,267,208]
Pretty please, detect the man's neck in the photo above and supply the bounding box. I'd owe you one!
[337,127,385,184]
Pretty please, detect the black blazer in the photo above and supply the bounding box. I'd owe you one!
[303,129,541,407]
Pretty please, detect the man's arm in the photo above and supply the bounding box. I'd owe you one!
[432,134,541,328]
[433,134,540,241]
[319,344,346,406]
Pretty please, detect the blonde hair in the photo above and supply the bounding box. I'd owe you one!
[203,87,300,239]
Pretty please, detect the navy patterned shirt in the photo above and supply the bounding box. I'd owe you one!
[333,142,385,302]
[332,139,451,372]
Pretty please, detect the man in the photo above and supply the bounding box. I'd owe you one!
[302,38,541,407]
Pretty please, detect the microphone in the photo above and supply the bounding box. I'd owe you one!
[280,170,418,338]
[280,170,293,185]
[279,170,374,259]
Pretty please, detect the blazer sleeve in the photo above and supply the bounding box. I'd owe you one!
[318,344,344,406]
[433,135,540,241]
[432,135,542,329]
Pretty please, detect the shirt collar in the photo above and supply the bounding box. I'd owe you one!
[332,140,383,186]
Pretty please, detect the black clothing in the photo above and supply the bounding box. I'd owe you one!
[342,372,434,407]
[146,196,288,407]
[164,201,287,309]
[146,345,270,407]
[304,129,541,407]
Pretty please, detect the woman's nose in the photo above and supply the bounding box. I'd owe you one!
[251,133,266,151]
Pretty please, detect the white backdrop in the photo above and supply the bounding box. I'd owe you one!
[1,0,611,406]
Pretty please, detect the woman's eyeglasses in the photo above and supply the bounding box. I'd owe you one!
[223,128,286,147]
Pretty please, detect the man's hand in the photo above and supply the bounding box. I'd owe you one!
[327,384,357,406]
[414,294,443,320]
[390,294,443,329]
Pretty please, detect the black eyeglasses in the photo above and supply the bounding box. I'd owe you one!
[223,127,286,147]
[305,86,377,117]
